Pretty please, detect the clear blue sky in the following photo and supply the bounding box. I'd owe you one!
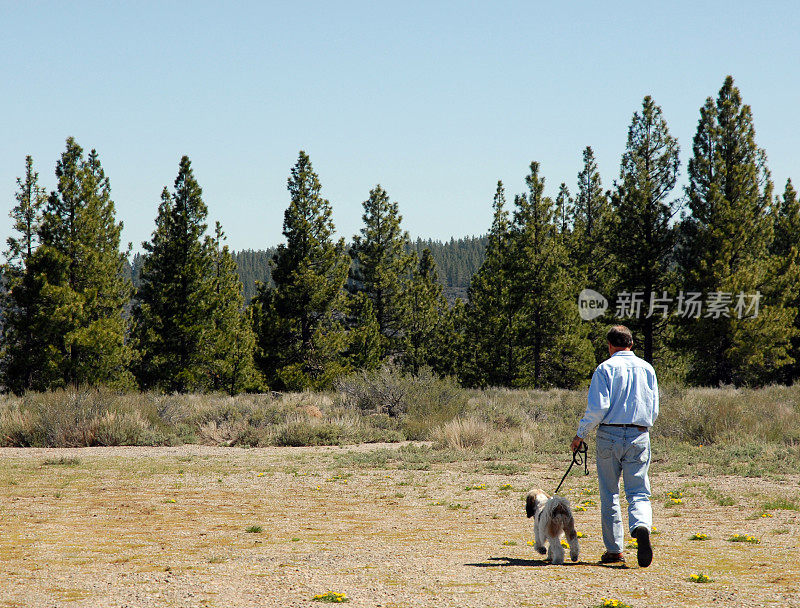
[2,1,799,252]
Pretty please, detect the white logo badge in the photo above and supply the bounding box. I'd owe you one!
[577,289,608,321]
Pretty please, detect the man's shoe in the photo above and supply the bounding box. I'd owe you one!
[632,526,653,567]
[600,551,625,564]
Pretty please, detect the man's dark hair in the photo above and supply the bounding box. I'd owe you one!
[607,325,633,348]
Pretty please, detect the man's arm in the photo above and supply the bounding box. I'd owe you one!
[652,371,659,424]
[573,367,611,445]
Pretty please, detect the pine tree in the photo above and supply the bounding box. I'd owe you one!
[773,179,800,259]
[344,292,383,371]
[253,151,350,390]
[435,297,467,379]
[463,182,519,387]
[678,76,796,385]
[511,162,594,388]
[1,156,49,393]
[570,147,614,365]
[772,179,800,382]
[402,249,448,374]
[23,139,133,389]
[6,156,44,266]
[349,184,414,353]
[555,182,573,235]
[206,223,260,394]
[133,157,215,392]
[608,96,681,365]
[573,146,610,286]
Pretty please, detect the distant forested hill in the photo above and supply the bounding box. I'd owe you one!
[406,236,488,302]
[232,248,277,303]
[129,237,486,305]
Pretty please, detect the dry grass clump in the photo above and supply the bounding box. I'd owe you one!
[0,389,166,447]
[336,366,467,440]
[336,366,409,417]
[656,384,800,445]
[0,388,402,448]
[431,417,491,450]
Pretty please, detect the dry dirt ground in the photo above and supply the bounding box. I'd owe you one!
[0,442,798,608]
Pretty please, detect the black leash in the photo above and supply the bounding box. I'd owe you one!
[554,442,589,495]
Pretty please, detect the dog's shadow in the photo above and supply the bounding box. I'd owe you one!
[466,557,628,569]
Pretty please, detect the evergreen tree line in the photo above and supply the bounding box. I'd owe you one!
[459,76,799,388]
[2,76,798,394]
[226,236,487,305]
[129,238,485,305]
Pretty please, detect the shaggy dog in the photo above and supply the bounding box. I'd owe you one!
[525,489,580,564]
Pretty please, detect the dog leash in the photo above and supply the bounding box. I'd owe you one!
[553,442,589,495]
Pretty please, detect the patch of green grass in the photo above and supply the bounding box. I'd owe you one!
[595,599,633,608]
[762,497,800,511]
[704,488,735,506]
[326,473,352,483]
[245,525,263,534]
[447,502,467,511]
[400,462,430,471]
[655,441,800,478]
[276,422,343,447]
[728,534,759,544]
[42,457,81,467]
[208,556,228,563]
[312,591,349,603]
[481,462,526,475]
[397,444,462,466]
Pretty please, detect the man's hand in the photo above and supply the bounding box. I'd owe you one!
[570,435,585,453]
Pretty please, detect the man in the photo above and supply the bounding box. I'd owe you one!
[570,325,659,567]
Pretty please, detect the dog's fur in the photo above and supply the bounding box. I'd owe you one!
[525,488,579,564]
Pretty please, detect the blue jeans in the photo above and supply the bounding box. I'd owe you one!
[595,425,652,553]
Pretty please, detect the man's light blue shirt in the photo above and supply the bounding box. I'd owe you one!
[577,350,659,439]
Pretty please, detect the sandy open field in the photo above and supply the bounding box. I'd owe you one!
[0,442,798,608]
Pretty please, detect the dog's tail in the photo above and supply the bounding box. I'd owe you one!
[553,502,570,518]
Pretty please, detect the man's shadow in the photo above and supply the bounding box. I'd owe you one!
[465,557,628,569]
